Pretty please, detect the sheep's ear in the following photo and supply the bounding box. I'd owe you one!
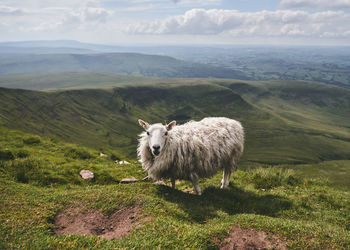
[138,119,150,130]
[166,120,176,131]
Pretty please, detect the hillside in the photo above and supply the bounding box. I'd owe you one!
[0,53,249,80]
[0,75,350,188]
[0,127,349,249]
[1,73,350,248]
[1,41,349,89]
[0,72,156,90]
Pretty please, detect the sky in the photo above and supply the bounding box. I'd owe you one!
[1,0,350,46]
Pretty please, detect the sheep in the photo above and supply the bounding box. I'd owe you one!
[137,117,244,195]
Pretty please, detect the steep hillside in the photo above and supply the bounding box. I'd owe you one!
[0,53,249,80]
[1,77,350,167]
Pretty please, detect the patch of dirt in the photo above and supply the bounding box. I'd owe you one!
[54,206,144,240]
[217,226,287,250]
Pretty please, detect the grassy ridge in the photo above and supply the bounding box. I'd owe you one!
[1,76,350,165]
[0,72,156,90]
[0,127,349,249]
[1,74,350,248]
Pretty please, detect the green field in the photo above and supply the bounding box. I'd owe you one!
[1,127,349,249]
[1,74,349,166]
[1,73,350,248]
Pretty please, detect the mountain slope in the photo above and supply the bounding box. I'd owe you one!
[0,76,350,166]
[0,72,156,90]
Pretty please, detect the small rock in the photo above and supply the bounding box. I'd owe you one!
[79,170,94,180]
[115,160,131,165]
[99,153,107,157]
[120,177,138,183]
[183,188,195,194]
[129,216,135,219]
[154,180,166,185]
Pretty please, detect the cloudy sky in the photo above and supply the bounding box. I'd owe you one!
[1,0,350,45]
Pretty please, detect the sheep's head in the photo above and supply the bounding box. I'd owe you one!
[138,119,176,156]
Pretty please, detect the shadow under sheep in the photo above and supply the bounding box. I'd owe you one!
[156,184,292,223]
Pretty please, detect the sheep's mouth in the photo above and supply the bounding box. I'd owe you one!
[152,150,160,156]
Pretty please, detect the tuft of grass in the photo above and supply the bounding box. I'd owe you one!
[0,149,14,161]
[64,147,94,160]
[248,167,300,190]
[23,137,41,145]
[14,149,30,158]
[109,152,121,162]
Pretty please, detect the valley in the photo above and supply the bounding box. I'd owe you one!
[0,73,350,187]
[0,55,349,249]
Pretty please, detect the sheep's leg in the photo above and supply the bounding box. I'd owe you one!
[192,179,202,195]
[171,178,176,189]
[221,168,232,189]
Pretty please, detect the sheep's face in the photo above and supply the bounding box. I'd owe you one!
[138,119,176,156]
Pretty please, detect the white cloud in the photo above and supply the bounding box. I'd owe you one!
[26,6,113,32]
[172,0,220,5]
[0,5,24,15]
[279,0,350,10]
[124,8,350,39]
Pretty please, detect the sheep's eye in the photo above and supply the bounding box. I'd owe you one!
[147,131,150,136]
[164,131,168,136]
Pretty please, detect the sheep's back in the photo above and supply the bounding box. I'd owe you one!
[166,117,244,180]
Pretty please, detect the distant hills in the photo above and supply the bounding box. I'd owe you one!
[0,52,249,80]
[1,40,349,88]
[0,40,121,51]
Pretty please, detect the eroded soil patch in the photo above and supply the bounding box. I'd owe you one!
[54,206,143,240]
[218,226,287,250]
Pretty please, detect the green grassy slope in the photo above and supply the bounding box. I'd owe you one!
[0,72,157,90]
[1,76,350,164]
[0,127,349,249]
[1,75,350,189]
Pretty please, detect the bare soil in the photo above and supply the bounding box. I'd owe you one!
[54,206,143,240]
[217,226,287,250]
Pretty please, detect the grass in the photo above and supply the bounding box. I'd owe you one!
[1,76,350,165]
[0,127,349,249]
[0,75,349,248]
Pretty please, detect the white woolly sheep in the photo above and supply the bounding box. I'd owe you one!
[137,117,244,195]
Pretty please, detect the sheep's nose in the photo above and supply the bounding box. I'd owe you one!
[152,145,160,151]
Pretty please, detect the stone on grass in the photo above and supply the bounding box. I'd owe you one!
[115,160,131,165]
[79,170,94,180]
[154,180,166,185]
[120,177,138,183]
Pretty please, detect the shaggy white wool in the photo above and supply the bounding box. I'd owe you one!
[137,117,244,191]
[137,117,244,194]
